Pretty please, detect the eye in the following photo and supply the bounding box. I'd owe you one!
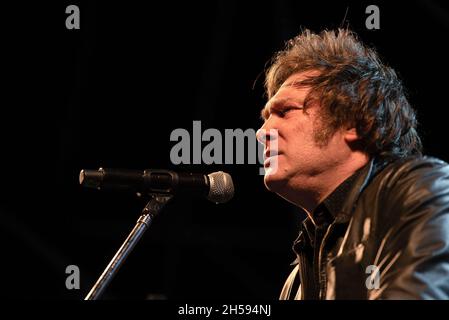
[279,106,300,117]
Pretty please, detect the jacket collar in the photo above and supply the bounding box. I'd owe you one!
[291,157,384,264]
[334,158,375,224]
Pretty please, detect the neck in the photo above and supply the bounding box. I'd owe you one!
[284,152,370,217]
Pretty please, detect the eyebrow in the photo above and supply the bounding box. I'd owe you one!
[260,97,304,120]
[283,80,301,88]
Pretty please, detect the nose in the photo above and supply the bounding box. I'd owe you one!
[256,121,278,146]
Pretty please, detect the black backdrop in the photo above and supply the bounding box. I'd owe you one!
[1,0,449,299]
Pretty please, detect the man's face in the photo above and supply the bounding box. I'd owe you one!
[257,72,349,204]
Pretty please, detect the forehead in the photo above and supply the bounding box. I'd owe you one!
[261,71,320,120]
[264,72,314,107]
[275,71,318,98]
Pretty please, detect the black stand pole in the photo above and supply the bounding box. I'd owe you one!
[84,194,172,300]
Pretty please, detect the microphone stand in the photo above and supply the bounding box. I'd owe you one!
[84,194,173,300]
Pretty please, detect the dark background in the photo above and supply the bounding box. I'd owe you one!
[1,0,449,299]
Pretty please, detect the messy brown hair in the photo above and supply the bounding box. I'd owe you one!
[265,28,422,159]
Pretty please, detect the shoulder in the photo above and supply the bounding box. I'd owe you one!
[365,156,449,299]
[388,155,448,171]
[376,155,449,191]
[372,155,449,220]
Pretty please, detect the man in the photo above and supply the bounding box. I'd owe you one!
[256,29,449,299]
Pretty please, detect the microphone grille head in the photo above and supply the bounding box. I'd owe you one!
[207,171,234,204]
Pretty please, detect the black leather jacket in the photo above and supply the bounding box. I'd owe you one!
[280,156,449,299]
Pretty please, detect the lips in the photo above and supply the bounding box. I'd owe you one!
[264,149,280,158]
[264,150,281,168]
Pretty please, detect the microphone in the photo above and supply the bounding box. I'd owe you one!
[79,168,234,204]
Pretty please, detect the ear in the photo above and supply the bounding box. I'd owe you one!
[343,127,360,143]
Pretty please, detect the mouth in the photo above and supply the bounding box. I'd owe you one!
[264,149,280,158]
[264,151,282,168]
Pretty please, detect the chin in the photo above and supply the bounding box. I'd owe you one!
[263,172,287,192]
[264,175,300,207]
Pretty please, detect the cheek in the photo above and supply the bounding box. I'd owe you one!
[278,116,319,154]
[283,135,329,172]
[285,129,318,156]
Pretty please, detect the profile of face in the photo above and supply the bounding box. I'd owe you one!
[257,72,360,207]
